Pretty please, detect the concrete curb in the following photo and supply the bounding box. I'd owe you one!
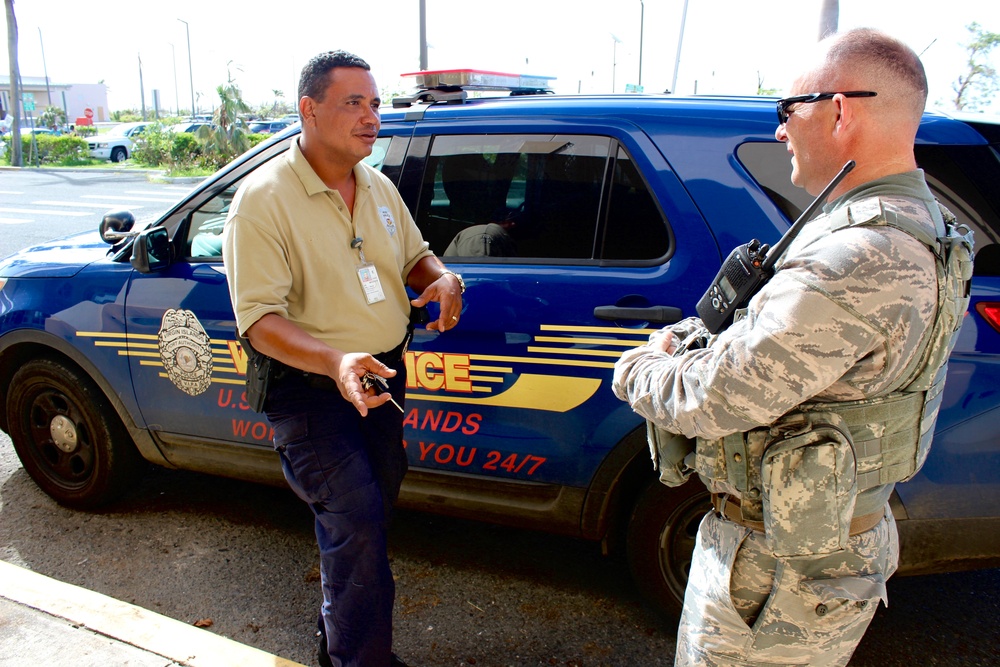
[0,560,305,667]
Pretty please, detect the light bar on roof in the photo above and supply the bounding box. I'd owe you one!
[400,68,555,92]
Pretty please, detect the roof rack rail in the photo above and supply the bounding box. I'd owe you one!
[393,69,555,108]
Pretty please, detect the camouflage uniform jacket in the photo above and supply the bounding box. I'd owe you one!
[613,170,942,508]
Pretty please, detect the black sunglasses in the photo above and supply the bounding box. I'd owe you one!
[776,91,877,124]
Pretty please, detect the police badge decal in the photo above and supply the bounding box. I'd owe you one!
[158,309,214,396]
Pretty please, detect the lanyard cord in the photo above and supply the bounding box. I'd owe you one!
[350,236,367,264]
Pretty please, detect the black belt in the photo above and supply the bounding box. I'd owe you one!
[273,334,410,392]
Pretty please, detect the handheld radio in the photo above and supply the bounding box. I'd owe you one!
[695,160,856,334]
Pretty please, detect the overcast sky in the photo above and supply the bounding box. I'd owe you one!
[3,0,999,114]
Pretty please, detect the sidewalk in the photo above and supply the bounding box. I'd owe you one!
[0,560,305,667]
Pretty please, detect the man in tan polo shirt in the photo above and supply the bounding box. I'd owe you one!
[223,50,463,667]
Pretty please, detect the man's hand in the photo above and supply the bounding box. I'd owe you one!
[334,353,398,417]
[410,272,463,332]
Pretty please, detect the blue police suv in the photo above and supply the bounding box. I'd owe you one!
[2,73,998,617]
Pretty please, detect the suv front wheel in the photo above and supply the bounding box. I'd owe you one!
[6,358,145,509]
[626,478,713,619]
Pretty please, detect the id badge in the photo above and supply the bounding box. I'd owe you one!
[357,262,386,304]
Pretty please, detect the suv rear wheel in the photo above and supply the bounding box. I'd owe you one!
[626,479,713,618]
[6,358,144,509]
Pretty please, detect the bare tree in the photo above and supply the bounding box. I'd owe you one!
[952,22,1000,111]
[819,0,839,40]
[5,0,22,166]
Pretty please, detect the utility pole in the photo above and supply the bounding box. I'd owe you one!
[419,0,428,70]
[670,0,690,94]
[638,0,644,87]
[6,0,23,166]
[611,33,622,93]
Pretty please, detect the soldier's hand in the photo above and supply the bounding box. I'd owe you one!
[648,329,680,354]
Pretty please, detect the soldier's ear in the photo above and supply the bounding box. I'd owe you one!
[831,94,859,138]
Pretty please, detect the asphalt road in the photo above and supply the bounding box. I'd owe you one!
[1,169,999,666]
[2,430,999,667]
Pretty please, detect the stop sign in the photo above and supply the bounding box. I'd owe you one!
[84,108,94,119]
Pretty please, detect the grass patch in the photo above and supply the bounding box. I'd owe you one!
[163,165,214,178]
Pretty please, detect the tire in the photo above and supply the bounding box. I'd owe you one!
[5,358,144,509]
[110,146,127,163]
[625,479,713,619]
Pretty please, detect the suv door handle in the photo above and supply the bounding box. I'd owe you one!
[593,305,684,324]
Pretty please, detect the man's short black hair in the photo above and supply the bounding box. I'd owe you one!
[298,50,371,102]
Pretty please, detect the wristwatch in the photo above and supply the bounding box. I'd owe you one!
[441,270,466,294]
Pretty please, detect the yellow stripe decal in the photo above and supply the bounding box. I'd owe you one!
[405,374,600,413]
[539,324,659,335]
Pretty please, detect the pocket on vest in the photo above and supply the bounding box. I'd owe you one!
[761,414,858,557]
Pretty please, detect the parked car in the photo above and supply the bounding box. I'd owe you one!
[1,75,998,618]
[86,122,152,162]
[248,119,294,134]
[167,121,213,135]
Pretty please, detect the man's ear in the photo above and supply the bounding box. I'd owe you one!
[298,97,314,124]
[831,94,856,138]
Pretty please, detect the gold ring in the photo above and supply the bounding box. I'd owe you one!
[451,316,458,321]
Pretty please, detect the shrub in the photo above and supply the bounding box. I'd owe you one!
[3,134,88,165]
[130,124,173,166]
[170,132,202,163]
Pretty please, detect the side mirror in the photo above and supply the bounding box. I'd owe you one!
[131,227,173,273]
[99,209,137,244]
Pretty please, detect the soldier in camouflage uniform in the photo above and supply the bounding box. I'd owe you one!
[613,29,973,667]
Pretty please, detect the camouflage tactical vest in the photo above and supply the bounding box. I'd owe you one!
[690,196,974,528]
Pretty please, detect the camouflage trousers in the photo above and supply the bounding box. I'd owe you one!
[675,505,898,667]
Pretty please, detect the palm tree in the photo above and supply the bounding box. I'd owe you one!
[204,64,252,167]
[271,89,284,118]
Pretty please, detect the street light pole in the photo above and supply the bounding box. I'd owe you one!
[178,19,195,117]
[169,43,180,115]
[38,28,52,106]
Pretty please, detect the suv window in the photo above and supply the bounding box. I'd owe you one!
[187,183,240,258]
[184,138,395,260]
[602,146,671,261]
[416,134,669,262]
[738,141,1000,277]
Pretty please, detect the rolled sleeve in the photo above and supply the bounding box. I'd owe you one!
[222,212,292,336]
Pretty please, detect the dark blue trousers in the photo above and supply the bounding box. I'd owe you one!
[265,362,407,667]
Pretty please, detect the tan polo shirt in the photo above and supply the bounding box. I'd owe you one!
[222,139,432,355]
